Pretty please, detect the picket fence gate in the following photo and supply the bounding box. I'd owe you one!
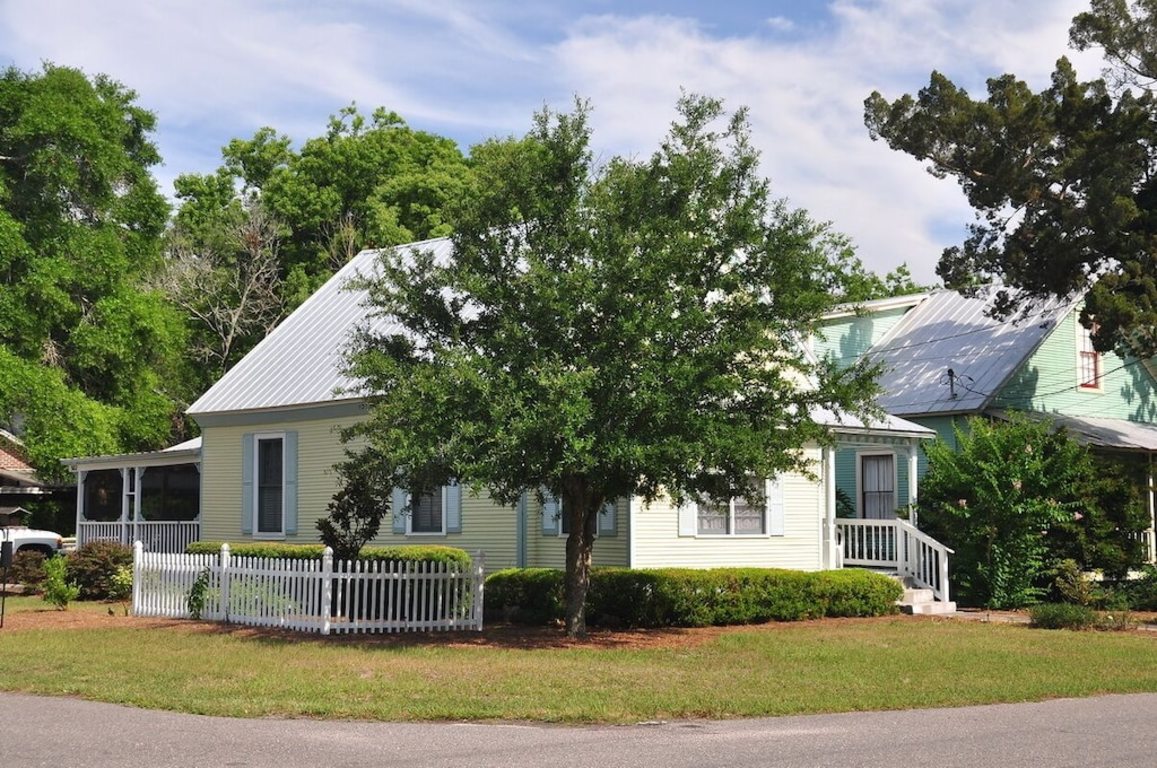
[132,542,485,634]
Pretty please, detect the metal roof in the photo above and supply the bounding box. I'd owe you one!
[61,436,202,470]
[188,238,452,416]
[810,406,935,438]
[989,410,1157,452]
[868,288,1076,416]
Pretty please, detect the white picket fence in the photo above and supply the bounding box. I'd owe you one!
[132,542,485,634]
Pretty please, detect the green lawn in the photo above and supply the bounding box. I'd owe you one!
[1,600,1156,723]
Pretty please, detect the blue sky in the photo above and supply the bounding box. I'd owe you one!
[0,1,1099,281]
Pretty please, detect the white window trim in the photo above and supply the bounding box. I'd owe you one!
[252,432,286,540]
[856,451,897,519]
[547,496,614,538]
[694,487,770,538]
[405,487,448,537]
[1075,319,1103,392]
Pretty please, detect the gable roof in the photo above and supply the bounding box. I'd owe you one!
[188,238,452,417]
[868,288,1077,416]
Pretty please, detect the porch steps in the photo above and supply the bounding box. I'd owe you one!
[894,576,956,615]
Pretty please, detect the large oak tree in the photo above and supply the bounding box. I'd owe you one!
[864,0,1157,355]
[344,95,880,637]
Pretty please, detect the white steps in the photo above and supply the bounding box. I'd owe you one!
[890,575,957,615]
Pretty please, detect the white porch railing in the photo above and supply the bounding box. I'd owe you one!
[132,542,485,635]
[835,518,953,603]
[78,521,200,553]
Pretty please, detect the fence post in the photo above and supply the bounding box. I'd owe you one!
[321,547,333,635]
[132,540,143,615]
[473,550,485,631]
[219,543,231,622]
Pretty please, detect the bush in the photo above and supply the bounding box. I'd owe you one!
[186,541,472,567]
[486,567,902,628]
[9,549,47,591]
[1124,566,1157,611]
[67,541,133,599]
[41,555,79,610]
[1029,603,1099,630]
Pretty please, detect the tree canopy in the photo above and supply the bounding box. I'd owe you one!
[344,95,881,636]
[0,64,185,481]
[864,0,1157,355]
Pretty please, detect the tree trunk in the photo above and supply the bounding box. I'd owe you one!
[562,477,599,638]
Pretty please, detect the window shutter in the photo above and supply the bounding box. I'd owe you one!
[391,487,408,534]
[598,500,617,537]
[283,431,298,535]
[677,499,698,537]
[240,433,254,535]
[767,476,785,536]
[542,493,559,535]
[445,481,462,533]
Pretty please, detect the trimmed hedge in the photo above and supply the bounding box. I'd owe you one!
[486,567,902,628]
[1029,603,1100,630]
[186,541,472,567]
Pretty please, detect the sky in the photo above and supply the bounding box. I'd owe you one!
[0,0,1104,282]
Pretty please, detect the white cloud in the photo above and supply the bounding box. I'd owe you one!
[765,16,794,32]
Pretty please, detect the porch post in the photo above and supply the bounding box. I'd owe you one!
[119,467,129,547]
[1148,454,1155,565]
[824,445,837,568]
[907,446,919,528]
[74,469,87,547]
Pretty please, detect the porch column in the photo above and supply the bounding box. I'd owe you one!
[132,466,144,546]
[824,445,838,568]
[907,446,919,528]
[74,469,87,547]
[119,467,129,545]
[1148,454,1155,565]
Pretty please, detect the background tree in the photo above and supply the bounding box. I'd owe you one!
[918,416,1147,608]
[0,64,185,480]
[864,0,1157,355]
[344,95,881,637]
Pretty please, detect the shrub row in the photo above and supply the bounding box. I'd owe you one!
[186,541,472,567]
[1028,603,1134,631]
[485,567,902,628]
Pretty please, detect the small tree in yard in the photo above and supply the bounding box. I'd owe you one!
[317,454,395,562]
[344,94,880,637]
[919,415,1147,609]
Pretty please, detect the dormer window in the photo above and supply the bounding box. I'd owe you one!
[1078,322,1101,389]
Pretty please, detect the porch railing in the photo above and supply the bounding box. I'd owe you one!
[835,518,953,603]
[77,520,200,554]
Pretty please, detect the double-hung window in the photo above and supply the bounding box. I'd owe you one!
[255,435,285,536]
[1078,322,1101,389]
[696,488,767,536]
[409,488,446,534]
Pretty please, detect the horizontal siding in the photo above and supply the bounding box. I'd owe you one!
[993,309,1157,422]
[525,497,629,568]
[200,415,363,542]
[834,446,913,517]
[631,447,824,570]
[815,307,911,369]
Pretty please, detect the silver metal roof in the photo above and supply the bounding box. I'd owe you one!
[188,238,452,416]
[989,409,1157,452]
[810,406,935,438]
[869,288,1076,416]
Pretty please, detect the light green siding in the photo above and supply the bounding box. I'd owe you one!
[630,446,824,570]
[833,439,919,517]
[199,413,520,572]
[815,307,910,369]
[993,309,1157,422]
[908,415,964,479]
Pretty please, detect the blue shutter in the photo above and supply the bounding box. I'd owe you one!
[446,481,462,534]
[542,493,559,535]
[283,431,298,535]
[598,500,617,537]
[241,433,254,535]
[767,476,785,536]
[391,487,408,534]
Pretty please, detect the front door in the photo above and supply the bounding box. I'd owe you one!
[861,454,895,519]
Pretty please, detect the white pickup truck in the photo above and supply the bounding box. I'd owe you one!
[0,526,65,557]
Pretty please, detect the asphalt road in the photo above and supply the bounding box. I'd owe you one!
[2,692,1155,768]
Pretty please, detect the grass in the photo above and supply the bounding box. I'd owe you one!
[1,599,1156,723]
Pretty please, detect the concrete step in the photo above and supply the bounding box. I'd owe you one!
[901,601,957,615]
[901,588,935,604]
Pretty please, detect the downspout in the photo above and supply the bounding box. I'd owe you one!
[515,491,527,567]
[626,496,634,569]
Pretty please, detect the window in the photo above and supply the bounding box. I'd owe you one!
[1078,322,1101,389]
[696,488,767,536]
[255,436,284,535]
[409,488,445,534]
[860,454,895,520]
